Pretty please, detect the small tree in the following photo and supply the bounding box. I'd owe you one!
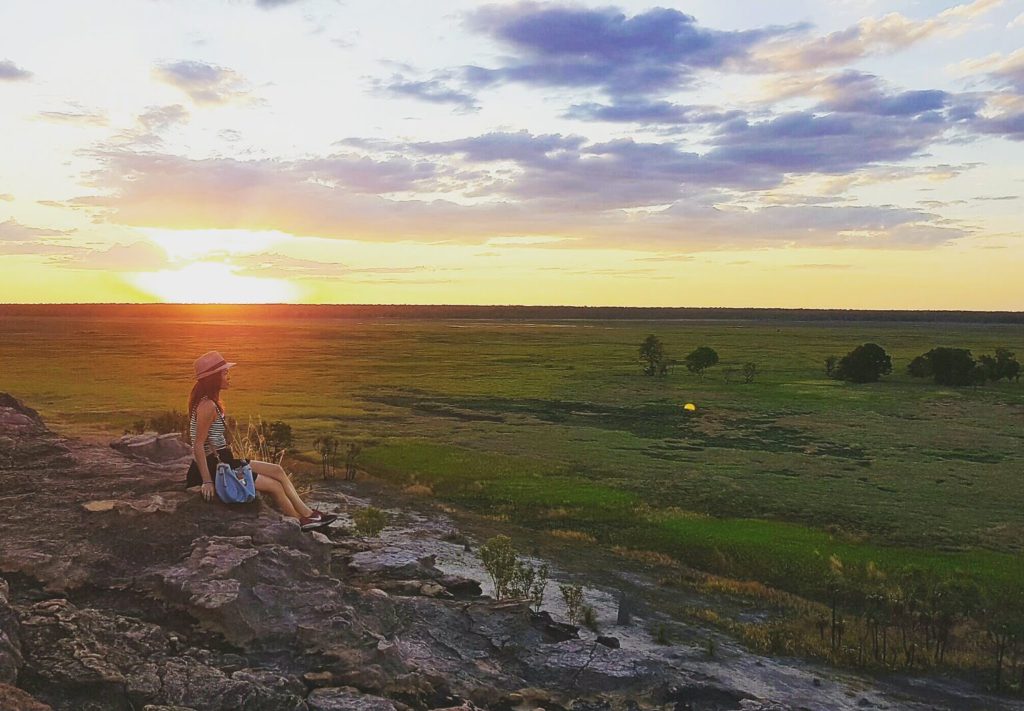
[479,535,518,600]
[639,335,668,377]
[258,420,293,462]
[684,346,719,380]
[824,356,838,378]
[907,347,975,386]
[314,435,339,478]
[560,583,584,625]
[742,362,758,384]
[834,343,892,383]
[345,442,361,481]
[979,348,1021,383]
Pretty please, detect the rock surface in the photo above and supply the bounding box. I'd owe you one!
[111,431,193,464]
[1,393,1022,711]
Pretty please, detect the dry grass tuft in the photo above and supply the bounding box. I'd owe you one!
[402,483,434,497]
[548,529,597,543]
[612,546,679,569]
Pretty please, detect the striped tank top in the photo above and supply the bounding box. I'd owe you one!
[189,397,229,455]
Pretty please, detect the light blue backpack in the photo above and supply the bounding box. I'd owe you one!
[215,461,256,503]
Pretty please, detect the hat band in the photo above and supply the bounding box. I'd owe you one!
[197,359,227,379]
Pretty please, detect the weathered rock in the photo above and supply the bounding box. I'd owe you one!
[15,598,308,711]
[0,394,72,469]
[347,550,441,580]
[111,432,192,464]
[0,682,52,711]
[436,575,482,598]
[0,579,22,685]
[595,636,619,649]
[146,534,373,654]
[306,687,398,711]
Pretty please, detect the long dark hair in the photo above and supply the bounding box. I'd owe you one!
[188,372,225,422]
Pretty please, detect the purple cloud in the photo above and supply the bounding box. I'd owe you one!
[465,3,802,96]
[565,99,743,125]
[377,75,478,110]
[153,61,252,106]
[0,59,32,81]
[709,110,948,173]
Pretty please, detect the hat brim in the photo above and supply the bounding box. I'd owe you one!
[196,361,236,380]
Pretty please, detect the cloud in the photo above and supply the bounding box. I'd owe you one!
[255,0,305,7]
[71,142,965,251]
[138,104,190,133]
[0,194,12,202]
[1010,12,1024,29]
[964,48,1024,92]
[231,252,431,279]
[48,241,170,270]
[707,109,951,174]
[565,99,743,125]
[153,61,253,106]
[464,3,801,96]
[37,105,110,127]
[0,219,72,241]
[0,59,32,81]
[375,74,478,110]
[753,0,1003,71]
[816,71,949,116]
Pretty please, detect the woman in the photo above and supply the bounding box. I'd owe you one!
[186,350,336,531]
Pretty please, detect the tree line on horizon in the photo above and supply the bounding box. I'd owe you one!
[638,335,1021,387]
[4,303,1024,324]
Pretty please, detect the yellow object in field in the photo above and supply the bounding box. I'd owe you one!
[683,403,697,412]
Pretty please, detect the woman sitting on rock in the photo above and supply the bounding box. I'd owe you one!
[186,350,336,531]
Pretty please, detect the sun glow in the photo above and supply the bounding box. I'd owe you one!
[131,262,301,303]
[141,228,293,261]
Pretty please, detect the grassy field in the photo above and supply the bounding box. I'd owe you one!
[2,309,1023,607]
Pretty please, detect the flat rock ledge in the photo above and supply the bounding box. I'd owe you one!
[1,393,1018,711]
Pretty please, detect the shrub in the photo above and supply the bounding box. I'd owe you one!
[684,346,719,380]
[979,347,1021,383]
[639,334,668,377]
[479,536,549,607]
[833,343,892,383]
[824,355,838,377]
[510,561,550,611]
[479,535,518,599]
[582,604,599,632]
[352,506,388,537]
[227,415,292,464]
[560,583,584,625]
[908,347,975,386]
[125,410,189,436]
[742,362,758,384]
[654,624,671,645]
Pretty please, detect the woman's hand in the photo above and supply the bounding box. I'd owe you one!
[201,481,214,501]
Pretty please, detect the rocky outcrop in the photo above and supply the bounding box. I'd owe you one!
[111,432,192,464]
[2,393,1021,711]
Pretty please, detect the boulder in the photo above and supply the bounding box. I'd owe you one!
[307,687,398,711]
[0,579,22,685]
[111,432,192,464]
[0,682,52,711]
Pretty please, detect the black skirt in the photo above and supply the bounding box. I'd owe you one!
[185,446,257,488]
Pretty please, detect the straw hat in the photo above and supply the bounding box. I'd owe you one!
[193,351,236,381]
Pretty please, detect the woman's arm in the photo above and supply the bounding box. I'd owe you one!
[192,400,217,500]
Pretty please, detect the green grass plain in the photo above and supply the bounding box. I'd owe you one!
[2,310,1023,603]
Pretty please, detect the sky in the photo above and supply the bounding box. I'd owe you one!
[0,0,1022,308]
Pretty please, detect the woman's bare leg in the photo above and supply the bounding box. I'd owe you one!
[249,460,313,518]
[254,476,301,518]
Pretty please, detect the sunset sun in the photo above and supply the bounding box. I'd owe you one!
[132,261,300,303]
